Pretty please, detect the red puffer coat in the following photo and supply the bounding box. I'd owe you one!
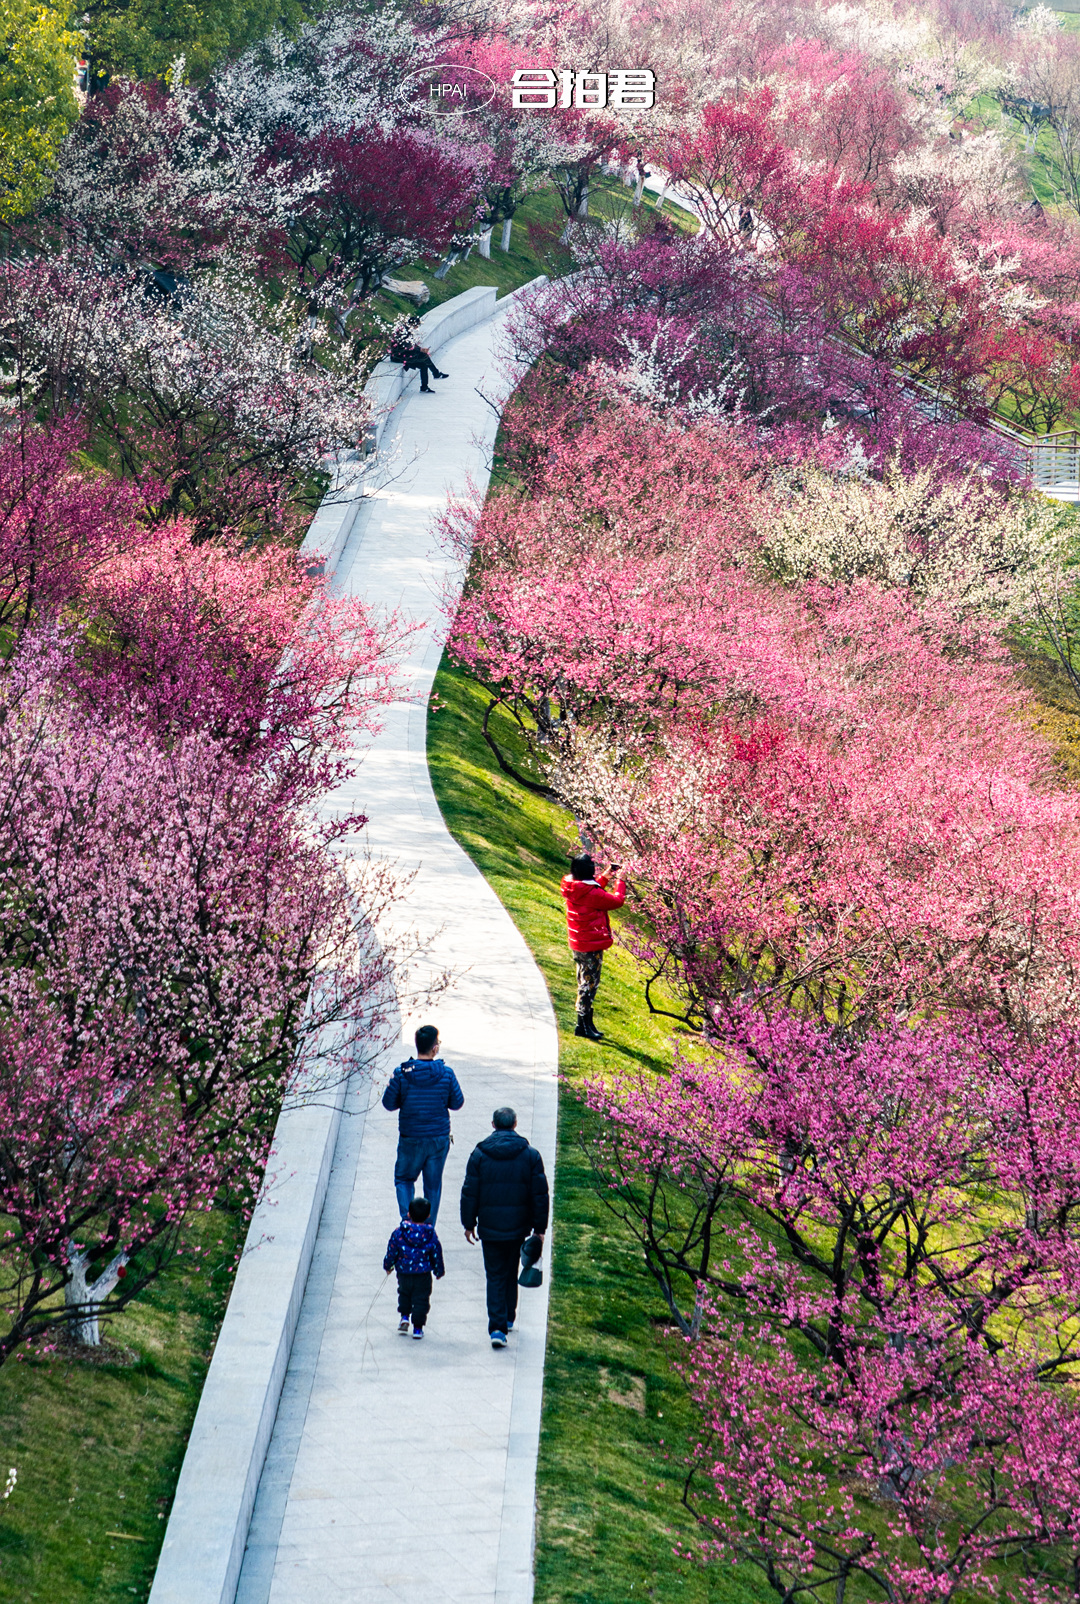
[561,874,626,953]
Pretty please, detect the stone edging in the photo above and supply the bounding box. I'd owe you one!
[301,277,547,580]
[147,275,545,1604]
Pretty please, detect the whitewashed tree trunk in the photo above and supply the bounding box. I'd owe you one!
[654,178,668,208]
[576,187,589,218]
[477,227,492,259]
[433,251,458,280]
[65,1242,129,1346]
[633,172,646,207]
[499,218,512,252]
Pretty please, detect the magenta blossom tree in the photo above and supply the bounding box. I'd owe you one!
[0,411,145,640]
[272,125,486,301]
[585,1008,1080,1599]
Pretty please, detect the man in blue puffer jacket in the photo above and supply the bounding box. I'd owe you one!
[382,1024,464,1224]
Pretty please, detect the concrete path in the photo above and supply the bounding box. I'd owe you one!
[234,307,560,1604]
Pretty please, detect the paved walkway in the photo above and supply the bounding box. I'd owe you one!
[234,307,560,1604]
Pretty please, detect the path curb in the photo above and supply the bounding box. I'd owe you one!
[302,277,547,580]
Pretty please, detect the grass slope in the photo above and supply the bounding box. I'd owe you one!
[427,656,768,1604]
[0,1212,243,1602]
[376,177,698,319]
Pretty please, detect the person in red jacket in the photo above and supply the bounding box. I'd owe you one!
[560,853,626,1041]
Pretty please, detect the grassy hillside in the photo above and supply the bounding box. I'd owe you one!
[0,1212,243,1602]
[427,656,768,1604]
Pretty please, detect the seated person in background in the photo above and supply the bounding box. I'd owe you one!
[388,320,448,393]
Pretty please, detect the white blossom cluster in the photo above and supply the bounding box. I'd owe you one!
[891,130,1022,232]
[609,328,750,423]
[0,252,370,468]
[206,6,421,144]
[758,463,1074,621]
[51,5,443,248]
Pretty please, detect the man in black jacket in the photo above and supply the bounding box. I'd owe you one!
[460,1107,549,1348]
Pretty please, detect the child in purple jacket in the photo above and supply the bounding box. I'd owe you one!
[383,1197,445,1339]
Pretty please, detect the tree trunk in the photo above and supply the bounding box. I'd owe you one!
[500,218,512,252]
[65,1242,129,1346]
[576,187,589,218]
[477,227,493,259]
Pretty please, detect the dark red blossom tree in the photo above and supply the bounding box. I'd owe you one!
[275,125,484,299]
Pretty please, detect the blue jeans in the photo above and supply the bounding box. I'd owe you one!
[394,1136,450,1224]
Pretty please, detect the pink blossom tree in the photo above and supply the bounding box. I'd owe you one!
[448,372,1080,1033]
[585,1009,1080,1599]
[0,414,406,1354]
[0,637,399,1360]
[70,517,405,792]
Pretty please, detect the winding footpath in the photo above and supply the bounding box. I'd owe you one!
[237,301,559,1604]
[150,295,559,1604]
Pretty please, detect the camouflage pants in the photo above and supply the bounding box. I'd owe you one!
[573,949,603,1009]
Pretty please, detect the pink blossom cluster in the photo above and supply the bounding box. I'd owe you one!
[0,415,402,1358]
[585,1010,1080,1601]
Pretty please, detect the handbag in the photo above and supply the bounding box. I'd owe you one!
[518,1233,544,1288]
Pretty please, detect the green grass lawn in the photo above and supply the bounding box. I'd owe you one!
[0,1211,243,1602]
[427,657,769,1604]
[375,176,698,320]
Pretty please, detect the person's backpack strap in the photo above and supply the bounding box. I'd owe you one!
[392,1058,414,1106]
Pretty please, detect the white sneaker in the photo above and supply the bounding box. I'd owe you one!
[398,1319,410,1334]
